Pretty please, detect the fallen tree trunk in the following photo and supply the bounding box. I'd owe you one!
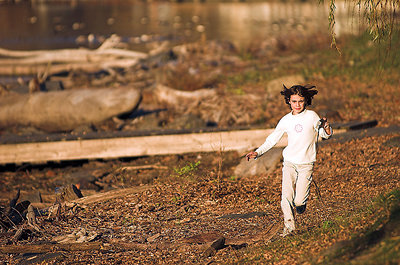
[0,34,147,75]
[154,84,216,105]
[0,242,102,254]
[0,128,287,164]
[0,51,146,64]
[0,240,195,254]
[0,35,147,62]
[0,60,141,76]
[0,87,142,132]
[72,186,152,205]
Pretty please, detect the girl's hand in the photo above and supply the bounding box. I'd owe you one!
[321,117,331,135]
[245,151,258,161]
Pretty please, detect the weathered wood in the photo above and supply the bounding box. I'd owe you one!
[0,35,145,60]
[0,53,143,64]
[234,147,283,177]
[0,87,142,132]
[225,222,281,246]
[72,186,152,205]
[154,84,217,105]
[0,128,349,165]
[55,184,83,203]
[0,129,285,164]
[203,237,226,257]
[118,165,169,171]
[0,242,102,254]
[0,34,148,75]
[0,60,142,76]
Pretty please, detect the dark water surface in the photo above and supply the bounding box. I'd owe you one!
[0,0,361,51]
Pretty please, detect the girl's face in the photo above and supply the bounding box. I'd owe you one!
[289,94,306,115]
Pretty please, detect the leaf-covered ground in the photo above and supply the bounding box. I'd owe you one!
[0,130,399,264]
[0,32,400,264]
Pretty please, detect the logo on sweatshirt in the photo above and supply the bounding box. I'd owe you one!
[295,124,303,133]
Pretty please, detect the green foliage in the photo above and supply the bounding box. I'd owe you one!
[323,0,399,44]
[255,196,266,204]
[320,0,340,52]
[239,50,257,61]
[173,161,201,178]
[304,31,400,81]
[229,175,238,181]
[321,220,336,232]
[172,195,181,202]
[362,0,398,42]
[123,216,136,225]
[225,69,264,92]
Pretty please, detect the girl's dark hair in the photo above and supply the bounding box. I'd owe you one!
[280,84,318,106]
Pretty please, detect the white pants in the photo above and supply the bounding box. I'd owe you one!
[281,161,313,231]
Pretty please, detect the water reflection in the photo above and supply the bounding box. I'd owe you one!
[0,0,362,51]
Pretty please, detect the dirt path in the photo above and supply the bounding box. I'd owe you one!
[0,125,398,264]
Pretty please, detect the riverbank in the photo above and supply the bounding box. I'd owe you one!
[0,32,399,264]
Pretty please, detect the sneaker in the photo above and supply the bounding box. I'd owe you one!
[280,227,294,237]
[296,204,306,214]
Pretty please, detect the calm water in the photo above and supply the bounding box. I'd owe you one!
[0,0,362,51]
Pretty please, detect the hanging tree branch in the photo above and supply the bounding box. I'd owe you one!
[322,0,399,49]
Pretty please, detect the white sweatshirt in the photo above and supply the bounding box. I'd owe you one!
[255,109,332,164]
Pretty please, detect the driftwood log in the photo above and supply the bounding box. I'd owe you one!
[0,242,102,254]
[0,128,289,164]
[0,35,148,75]
[0,87,142,132]
[154,84,216,105]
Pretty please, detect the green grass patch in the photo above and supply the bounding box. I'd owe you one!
[319,189,400,265]
[304,31,400,82]
[173,161,201,178]
[224,68,266,93]
[221,31,400,95]
[233,189,400,264]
